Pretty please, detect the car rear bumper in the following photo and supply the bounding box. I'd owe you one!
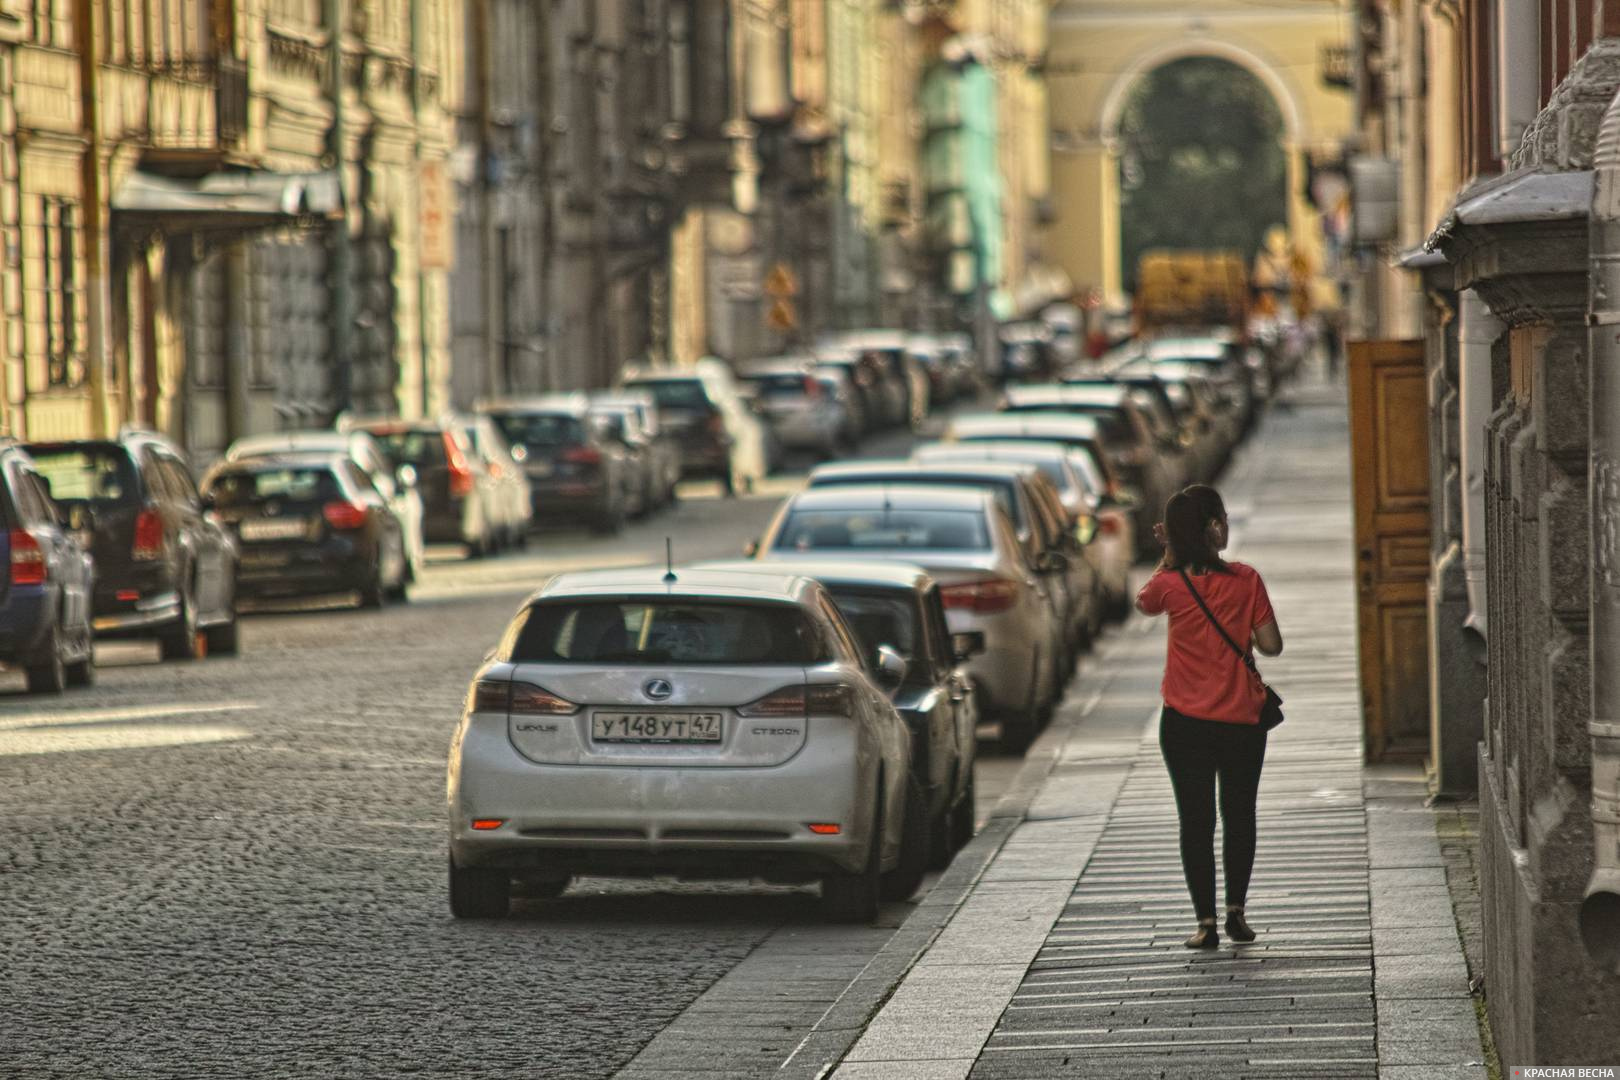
[92,590,181,636]
[677,440,731,476]
[764,412,840,449]
[948,609,1045,714]
[528,481,611,519]
[449,719,873,878]
[236,542,372,597]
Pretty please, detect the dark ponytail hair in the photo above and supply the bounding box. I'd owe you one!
[1163,484,1231,574]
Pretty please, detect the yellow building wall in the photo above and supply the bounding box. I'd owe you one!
[1048,0,1355,302]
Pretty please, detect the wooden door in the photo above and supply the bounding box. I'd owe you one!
[1349,339,1431,762]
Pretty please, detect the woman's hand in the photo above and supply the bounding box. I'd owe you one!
[1152,521,1168,548]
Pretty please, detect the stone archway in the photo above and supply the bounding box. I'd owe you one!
[1047,7,1352,304]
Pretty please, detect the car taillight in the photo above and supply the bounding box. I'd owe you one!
[738,684,854,718]
[9,528,45,585]
[1099,515,1122,537]
[803,376,823,399]
[323,501,368,531]
[475,678,579,715]
[562,445,602,466]
[940,578,1020,614]
[132,508,164,561]
[444,432,475,497]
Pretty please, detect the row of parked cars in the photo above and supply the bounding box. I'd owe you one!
[443,330,1268,922]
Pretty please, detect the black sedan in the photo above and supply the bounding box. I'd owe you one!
[202,455,408,609]
[699,558,982,868]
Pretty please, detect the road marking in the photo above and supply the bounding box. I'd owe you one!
[0,701,260,732]
[0,723,251,756]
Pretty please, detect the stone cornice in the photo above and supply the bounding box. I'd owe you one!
[1442,217,1589,326]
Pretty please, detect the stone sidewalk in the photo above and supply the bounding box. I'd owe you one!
[785,379,1489,1080]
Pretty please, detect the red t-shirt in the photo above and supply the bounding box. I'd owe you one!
[1136,562,1276,726]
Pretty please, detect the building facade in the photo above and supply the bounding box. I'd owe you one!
[0,0,461,457]
[1350,0,1620,1063]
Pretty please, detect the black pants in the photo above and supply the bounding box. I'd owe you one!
[1159,706,1268,920]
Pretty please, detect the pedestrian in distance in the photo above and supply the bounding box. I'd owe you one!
[1136,484,1284,949]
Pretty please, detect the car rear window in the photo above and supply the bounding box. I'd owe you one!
[24,446,140,505]
[207,467,342,508]
[492,414,583,446]
[745,373,811,398]
[828,589,918,661]
[511,601,823,664]
[623,379,714,413]
[775,508,990,552]
[368,429,448,468]
[811,474,1023,530]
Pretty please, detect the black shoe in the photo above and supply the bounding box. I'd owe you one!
[1225,910,1256,943]
[1184,921,1219,949]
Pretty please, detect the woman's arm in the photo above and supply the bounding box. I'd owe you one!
[1253,620,1283,656]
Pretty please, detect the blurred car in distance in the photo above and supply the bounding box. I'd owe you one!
[0,440,95,692]
[484,396,636,534]
[25,430,239,660]
[620,358,770,495]
[341,416,502,557]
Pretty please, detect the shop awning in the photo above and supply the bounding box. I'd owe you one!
[112,169,343,234]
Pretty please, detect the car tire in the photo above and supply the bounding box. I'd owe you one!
[159,583,203,662]
[359,563,388,610]
[448,856,511,919]
[928,771,960,870]
[25,626,67,695]
[1001,709,1039,753]
[882,775,930,902]
[949,772,977,855]
[205,607,240,657]
[591,503,625,536]
[821,793,883,924]
[65,630,95,687]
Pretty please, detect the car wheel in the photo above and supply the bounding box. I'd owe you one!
[821,793,883,924]
[448,856,511,919]
[65,630,95,687]
[25,626,67,695]
[159,582,203,661]
[928,771,960,869]
[949,772,977,855]
[1001,709,1039,753]
[386,541,410,602]
[882,775,930,902]
[204,605,240,657]
[591,502,625,536]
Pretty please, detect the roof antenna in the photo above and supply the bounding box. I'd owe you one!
[663,537,677,584]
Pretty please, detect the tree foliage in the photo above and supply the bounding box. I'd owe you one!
[1118,58,1287,290]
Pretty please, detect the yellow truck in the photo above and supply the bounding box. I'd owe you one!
[1134,250,1249,335]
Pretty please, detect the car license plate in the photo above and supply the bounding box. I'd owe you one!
[240,518,308,542]
[241,550,290,569]
[591,712,723,743]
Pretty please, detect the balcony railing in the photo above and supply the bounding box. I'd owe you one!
[145,55,250,156]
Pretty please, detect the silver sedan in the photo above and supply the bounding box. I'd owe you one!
[756,484,1066,750]
[446,567,923,923]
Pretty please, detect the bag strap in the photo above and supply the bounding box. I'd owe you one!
[1176,567,1261,677]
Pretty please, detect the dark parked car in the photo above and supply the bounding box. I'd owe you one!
[483,396,636,534]
[25,431,238,659]
[342,417,501,557]
[590,392,680,511]
[0,441,95,692]
[700,558,982,868]
[201,455,408,608]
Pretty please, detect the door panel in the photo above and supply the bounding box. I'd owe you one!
[1350,339,1431,763]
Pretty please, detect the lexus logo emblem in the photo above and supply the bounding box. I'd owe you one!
[643,679,673,700]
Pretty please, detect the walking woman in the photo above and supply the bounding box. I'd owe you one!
[1135,485,1284,948]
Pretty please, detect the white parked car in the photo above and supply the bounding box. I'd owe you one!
[756,484,1066,750]
[446,567,928,922]
[225,429,425,583]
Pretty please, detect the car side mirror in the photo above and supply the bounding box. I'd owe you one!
[875,644,908,689]
[1036,550,1069,574]
[951,631,986,662]
[743,538,761,557]
[396,464,418,489]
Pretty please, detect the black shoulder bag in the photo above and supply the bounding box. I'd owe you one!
[1176,568,1285,731]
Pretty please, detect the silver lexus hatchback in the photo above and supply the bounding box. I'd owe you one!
[447,567,922,922]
